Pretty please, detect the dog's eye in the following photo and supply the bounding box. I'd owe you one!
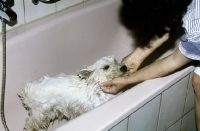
[103,65,110,70]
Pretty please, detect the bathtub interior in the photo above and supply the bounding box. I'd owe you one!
[0,0,195,131]
[0,0,133,130]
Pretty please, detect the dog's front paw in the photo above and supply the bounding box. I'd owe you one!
[24,126,37,131]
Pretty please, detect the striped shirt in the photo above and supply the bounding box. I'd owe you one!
[179,0,200,60]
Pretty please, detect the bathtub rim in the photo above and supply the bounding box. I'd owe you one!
[54,64,195,131]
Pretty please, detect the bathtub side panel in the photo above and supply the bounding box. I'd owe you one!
[184,72,195,114]
[166,119,182,131]
[109,118,128,131]
[157,75,189,131]
[128,95,161,131]
[181,109,197,131]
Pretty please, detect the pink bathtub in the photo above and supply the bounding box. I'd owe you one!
[0,0,196,131]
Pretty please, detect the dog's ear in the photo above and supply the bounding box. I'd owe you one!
[78,69,93,79]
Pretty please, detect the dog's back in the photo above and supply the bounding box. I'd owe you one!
[18,56,126,130]
[20,74,88,113]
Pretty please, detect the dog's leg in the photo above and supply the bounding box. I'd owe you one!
[24,109,51,131]
[24,117,50,131]
[24,117,39,131]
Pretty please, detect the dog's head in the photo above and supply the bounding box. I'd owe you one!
[78,56,127,83]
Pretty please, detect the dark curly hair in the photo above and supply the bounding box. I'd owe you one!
[120,0,192,46]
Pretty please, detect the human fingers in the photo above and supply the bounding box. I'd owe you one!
[100,80,114,88]
[100,80,119,94]
[101,85,118,94]
[123,63,138,75]
[124,69,134,76]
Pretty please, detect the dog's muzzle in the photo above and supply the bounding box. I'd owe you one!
[120,65,127,73]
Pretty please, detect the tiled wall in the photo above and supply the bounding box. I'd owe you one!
[2,0,86,31]
[109,72,197,131]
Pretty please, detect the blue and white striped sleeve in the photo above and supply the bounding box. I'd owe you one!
[179,0,200,60]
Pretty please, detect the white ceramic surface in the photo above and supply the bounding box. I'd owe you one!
[166,119,182,131]
[181,109,197,131]
[128,95,161,131]
[184,72,195,114]
[109,118,128,131]
[157,75,189,131]
[0,0,196,131]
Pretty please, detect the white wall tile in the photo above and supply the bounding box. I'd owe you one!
[56,0,83,11]
[181,109,197,131]
[128,95,161,131]
[24,0,56,23]
[7,0,25,30]
[0,0,85,32]
[166,119,182,131]
[109,118,128,131]
[0,0,24,32]
[157,75,189,131]
[184,72,195,114]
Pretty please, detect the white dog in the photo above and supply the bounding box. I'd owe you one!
[18,56,127,131]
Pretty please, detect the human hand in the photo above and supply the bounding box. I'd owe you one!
[122,53,142,75]
[100,76,128,94]
[122,32,170,75]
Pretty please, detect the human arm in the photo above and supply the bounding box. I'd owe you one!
[100,48,192,94]
[123,33,170,74]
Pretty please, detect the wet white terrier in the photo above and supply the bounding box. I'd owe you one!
[18,56,127,131]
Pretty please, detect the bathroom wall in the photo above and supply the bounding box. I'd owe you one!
[109,72,197,131]
[0,0,87,32]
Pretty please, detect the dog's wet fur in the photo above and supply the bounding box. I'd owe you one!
[18,56,127,131]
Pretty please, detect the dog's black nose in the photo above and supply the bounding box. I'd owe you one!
[120,65,127,73]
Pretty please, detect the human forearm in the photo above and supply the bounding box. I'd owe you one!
[137,33,170,60]
[101,49,191,94]
[123,33,170,72]
[126,49,192,84]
